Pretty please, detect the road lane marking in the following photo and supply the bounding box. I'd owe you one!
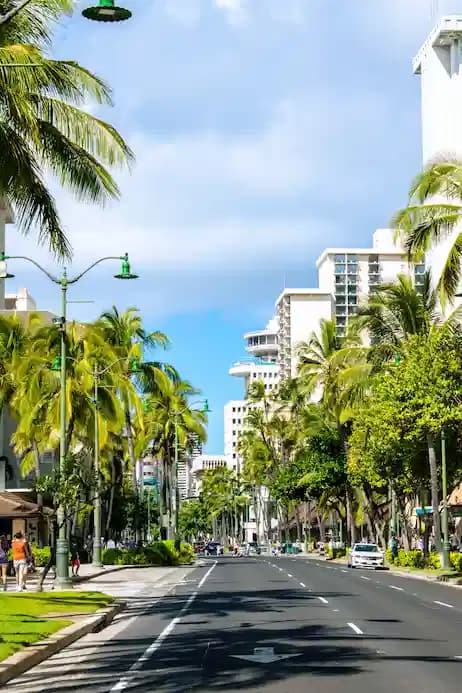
[299,582,306,587]
[455,656,462,660]
[110,561,217,692]
[389,585,404,591]
[347,622,363,635]
[434,600,453,608]
[318,597,328,604]
[287,573,293,578]
[341,569,348,573]
[360,576,371,581]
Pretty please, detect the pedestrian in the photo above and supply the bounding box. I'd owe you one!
[70,542,80,576]
[12,531,31,592]
[0,535,9,591]
[106,537,116,550]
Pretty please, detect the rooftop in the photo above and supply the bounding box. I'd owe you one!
[275,287,332,306]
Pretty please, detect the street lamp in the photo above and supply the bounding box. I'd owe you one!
[144,398,210,543]
[82,0,132,22]
[0,251,138,587]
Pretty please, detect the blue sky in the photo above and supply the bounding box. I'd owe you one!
[6,0,462,451]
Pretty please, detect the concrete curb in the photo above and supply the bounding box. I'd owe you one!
[0,600,125,686]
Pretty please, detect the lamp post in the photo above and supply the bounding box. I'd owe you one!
[441,430,451,570]
[0,252,137,586]
[144,398,210,543]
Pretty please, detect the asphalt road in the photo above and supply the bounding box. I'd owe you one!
[6,555,462,692]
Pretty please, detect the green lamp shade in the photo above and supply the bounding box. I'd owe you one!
[82,0,132,22]
[114,253,138,280]
[202,399,211,414]
[50,356,62,372]
[0,271,15,279]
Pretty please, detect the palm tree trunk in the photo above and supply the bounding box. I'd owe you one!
[32,440,45,547]
[427,432,442,551]
[124,408,141,542]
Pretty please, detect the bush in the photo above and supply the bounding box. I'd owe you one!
[31,545,51,567]
[101,541,195,567]
[450,552,462,572]
[102,548,122,565]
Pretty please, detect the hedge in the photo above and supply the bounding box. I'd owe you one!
[102,541,195,566]
[386,548,462,572]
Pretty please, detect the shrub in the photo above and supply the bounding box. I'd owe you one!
[102,548,122,565]
[31,545,51,567]
[101,541,194,566]
[450,552,462,573]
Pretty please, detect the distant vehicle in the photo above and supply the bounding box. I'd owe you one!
[347,542,384,569]
[205,541,223,556]
[193,542,206,554]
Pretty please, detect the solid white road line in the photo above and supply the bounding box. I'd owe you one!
[434,600,453,608]
[347,622,363,635]
[110,561,217,692]
[299,582,306,588]
[318,597,328,604]
[389,585,404,591]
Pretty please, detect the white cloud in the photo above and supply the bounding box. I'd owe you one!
[214,0,248,25]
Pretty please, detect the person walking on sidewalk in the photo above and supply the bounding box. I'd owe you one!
[12,531,31,592]
[0,535,9,591]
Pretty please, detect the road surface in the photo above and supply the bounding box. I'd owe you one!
[5,555,462,692]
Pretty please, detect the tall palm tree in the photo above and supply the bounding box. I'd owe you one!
[393,160,462,304]
[0,0,133,257]
[146,378,207,539]
[96,306,170,491]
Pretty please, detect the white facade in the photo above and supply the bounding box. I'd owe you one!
[190,454,229,497]
[276,288,334,379]
[413,15,462,164]
[413,15,462,300]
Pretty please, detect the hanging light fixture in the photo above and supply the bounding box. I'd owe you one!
[82,0,132,23]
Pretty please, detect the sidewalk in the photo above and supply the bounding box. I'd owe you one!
[3,561,197,592]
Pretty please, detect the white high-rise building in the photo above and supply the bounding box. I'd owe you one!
[413,15,462,297]
[275,229,421,380]
[225,318,279,471]
[190,454,228,497]
[276,289,333,379]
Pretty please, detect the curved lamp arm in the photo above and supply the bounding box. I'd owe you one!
[0,253,59,283]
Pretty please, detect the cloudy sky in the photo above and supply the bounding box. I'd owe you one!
[5,0,462,451]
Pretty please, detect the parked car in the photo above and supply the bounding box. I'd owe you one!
[205,541,223,556]
[248,542,261,555]
[193,542,206,554]
[347,542,384,569]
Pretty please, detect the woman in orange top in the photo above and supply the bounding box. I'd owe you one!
[12,531,30,592]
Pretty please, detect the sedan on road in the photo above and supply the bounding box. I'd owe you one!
[205,541,223,556]
[347,542,385,569]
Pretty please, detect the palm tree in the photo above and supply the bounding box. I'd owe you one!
[96,306,170,492]
[0,0,133,257]
[146,379,207,540]
[393,160,462,304]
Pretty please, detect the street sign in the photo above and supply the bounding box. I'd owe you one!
[230,647,302,664]
[415,506,433,516]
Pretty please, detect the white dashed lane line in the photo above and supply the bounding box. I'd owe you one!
[434,600,453,609]
[347,622,363,635]
[287,573,293,578]
[389,585,404,591]
[318,597,328,604]
[341,569,348,573]
[299,582,306,588]
[360,575,371,581]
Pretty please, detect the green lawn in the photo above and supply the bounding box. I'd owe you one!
[0,591,113,662]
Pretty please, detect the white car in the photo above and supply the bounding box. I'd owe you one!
[347,542,384,569]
